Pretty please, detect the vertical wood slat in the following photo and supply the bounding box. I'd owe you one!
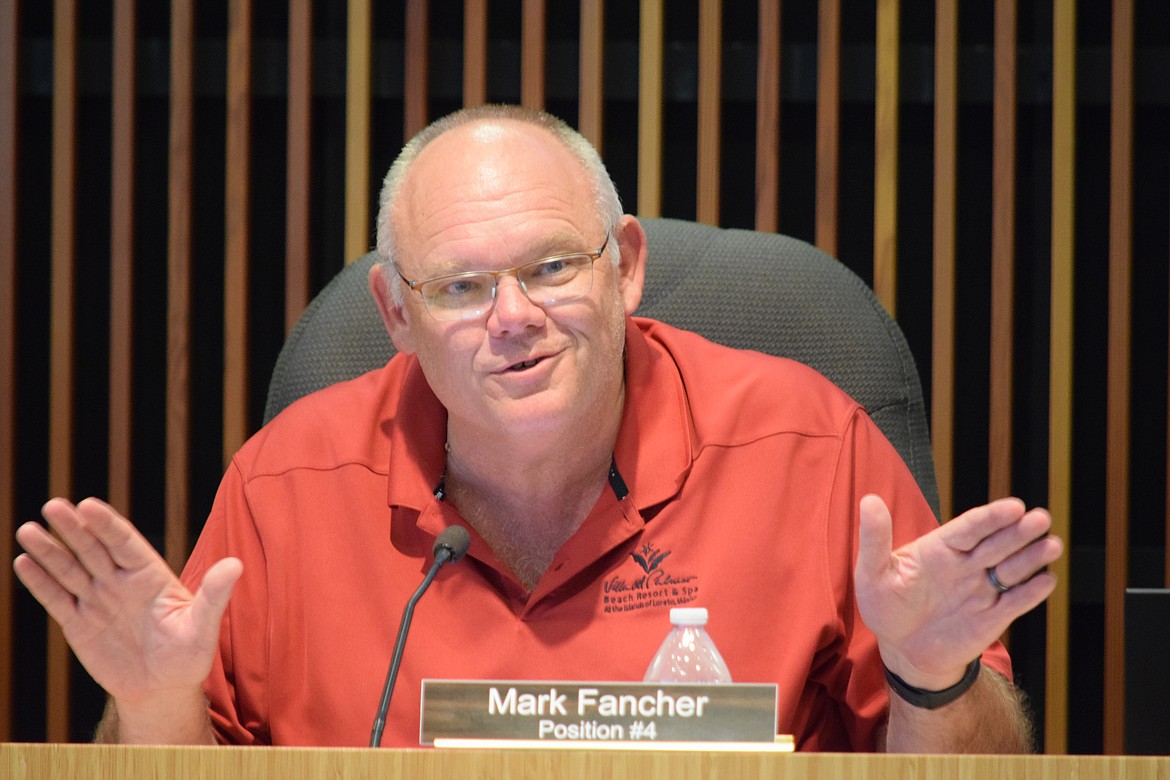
[1102,0,1134,756]
[815,0,840,257]
[166,0,195,574]
[463,0,488,107]
[404,0,429,138]
[988,0,1017,502]
[695,0,721,225]
[48,0,77,744]
[873,0,899,315]
[521,0,546,110]
[344,0,371,264]
[754,0,780,233]
[637,0,663,218]
[0,0,19,745]
[578,0,605,151]
[1046,0,1076,755]
[223,0,252,467]
[109,0,136,516]
[285,0,313,335]
[931,0,958,522]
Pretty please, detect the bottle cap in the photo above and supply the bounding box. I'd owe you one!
[669,607,708,625]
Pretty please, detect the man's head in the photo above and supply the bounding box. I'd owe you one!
[375,105,625,306]
[367,106,647,443]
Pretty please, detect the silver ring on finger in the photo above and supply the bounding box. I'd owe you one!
[987,566,1012,593]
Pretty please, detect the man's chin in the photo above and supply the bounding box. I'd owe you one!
[483,393,591,436]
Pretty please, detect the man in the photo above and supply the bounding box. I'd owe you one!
[14,105,1062,751]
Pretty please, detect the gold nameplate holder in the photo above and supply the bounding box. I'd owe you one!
[420,680,791,750]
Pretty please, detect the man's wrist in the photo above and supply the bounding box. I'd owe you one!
[884,658,981,710]
[112,688,215,744]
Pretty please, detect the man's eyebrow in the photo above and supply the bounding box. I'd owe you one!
[430,231,594,274]
[521,231,592,258]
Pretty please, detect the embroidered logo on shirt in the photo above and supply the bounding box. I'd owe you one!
[631,543,670,573]
[601,543,698,614]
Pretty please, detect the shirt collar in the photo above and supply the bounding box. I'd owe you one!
[385,356,448,511]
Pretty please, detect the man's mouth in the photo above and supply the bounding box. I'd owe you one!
[507,358,541,372]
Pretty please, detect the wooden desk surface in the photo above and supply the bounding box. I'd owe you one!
[3,742,1169,780]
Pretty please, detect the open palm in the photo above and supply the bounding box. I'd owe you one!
[14,498,241,707]
[853,494,1062,691]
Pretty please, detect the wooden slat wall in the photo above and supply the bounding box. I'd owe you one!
[166,0,195,577]
[578,0,605,151]
[1046,0,1076,755]
[0,0,17,746]
[873,0,899,315]
[285,0,313,334]
[931,0,958,523]
[223,0,252,466]
[815,0,840,257]
[47,0,77,744]
[464,0,488,107]
[345,0,371,264]
[7,0,1168,753]
[522,0,546,109]
[988,0,1017,504]
[404,0,429,139]
[1103,0,1134,757]
[754,0,781,234]
[108,0,135,517]
[637,0,663,218]
[696,0,722,225]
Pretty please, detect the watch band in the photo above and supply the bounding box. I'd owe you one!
[883,658,981,710]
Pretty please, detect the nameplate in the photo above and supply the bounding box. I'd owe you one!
[419,680,778,745]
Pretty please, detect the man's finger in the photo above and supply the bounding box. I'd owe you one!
[856,494,894,580]
[188,558,244,641]
[987,534,1064,592]
[74,498,165,573]
[935,497,1027,552]
[13,552,82,630]
[14,520,94,601]
[990,569,1059,622]
[965,508,1053,570]
[40,498,119,583]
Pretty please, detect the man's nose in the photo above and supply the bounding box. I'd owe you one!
[487,275,544,332]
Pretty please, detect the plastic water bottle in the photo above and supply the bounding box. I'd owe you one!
[643,607,732,683]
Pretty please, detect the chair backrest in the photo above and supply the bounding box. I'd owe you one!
[264,217,940,517]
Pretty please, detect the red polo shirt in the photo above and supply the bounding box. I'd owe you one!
[182,317,1010,750]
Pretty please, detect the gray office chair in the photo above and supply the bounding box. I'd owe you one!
[264,217,940,517]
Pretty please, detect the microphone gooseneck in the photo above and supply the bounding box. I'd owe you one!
[369,525,471,748]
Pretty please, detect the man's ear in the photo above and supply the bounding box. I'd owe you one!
[368,262,417,355]
[614,215,647,315]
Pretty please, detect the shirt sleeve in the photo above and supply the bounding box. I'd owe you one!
[180,458,272,746]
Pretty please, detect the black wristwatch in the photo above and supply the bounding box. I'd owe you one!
[883,659,981,710]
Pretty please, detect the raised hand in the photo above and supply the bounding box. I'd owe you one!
[13,498,241,710]
[854,494,1063,691]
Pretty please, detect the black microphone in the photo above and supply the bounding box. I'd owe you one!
[369,525,471,747]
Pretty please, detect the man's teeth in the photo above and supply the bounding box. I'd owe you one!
[511,359,539,371]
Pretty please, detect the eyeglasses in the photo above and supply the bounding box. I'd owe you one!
[396,235,610,322]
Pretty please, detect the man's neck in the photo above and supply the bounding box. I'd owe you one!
[442,395,624,590]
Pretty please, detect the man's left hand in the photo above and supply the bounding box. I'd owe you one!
[854,494,1064,691]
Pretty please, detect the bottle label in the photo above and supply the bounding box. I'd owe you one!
[420,680,779,746]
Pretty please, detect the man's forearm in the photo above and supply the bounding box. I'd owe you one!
[93,692,218,746]
[882,667,1034,753]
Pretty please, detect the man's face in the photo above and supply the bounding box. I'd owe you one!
[372,120,645,443]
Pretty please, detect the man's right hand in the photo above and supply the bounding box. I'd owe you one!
[13,497,241,741]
